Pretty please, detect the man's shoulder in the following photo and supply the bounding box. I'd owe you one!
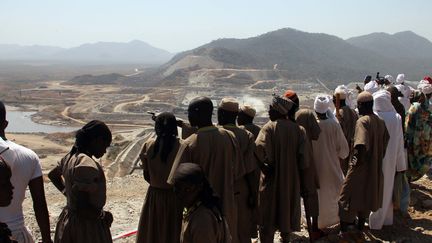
[6,140,38,159]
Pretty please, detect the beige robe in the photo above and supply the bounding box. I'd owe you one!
[240,123,261,140]
[180,126,245,242]
[222,125,256,243]
[295,109,321,217]
[339,114,389,213]
[255,119,308,233]
[136,139,183,243]
[312,118,349,228]
[54,154,111,243]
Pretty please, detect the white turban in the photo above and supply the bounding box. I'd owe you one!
[396,74,405,84]
[334,85,348,99]
[418,80,432,95]
[0,138,16,169]
[364,80,380,94]
[385,75,394,83]
[314,95,332,114]
[373,90,396,112]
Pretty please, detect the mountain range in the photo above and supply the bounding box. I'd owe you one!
[131,28,432,86]
[0,40,173,64]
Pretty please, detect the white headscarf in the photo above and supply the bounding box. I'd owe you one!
[314,95,332,114]
[0,138,16,169]
[373,90,396,112]
[364,80,380,94]
[396,74,405,84]
[385,75,394,84]
[334,85,348,99]
[418,80,432,95]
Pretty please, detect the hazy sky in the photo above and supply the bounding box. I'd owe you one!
[1,0,430,53]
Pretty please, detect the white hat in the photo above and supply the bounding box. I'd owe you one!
[334,85,348,99]
[385,75,394,83]
[314,95,332,114]
[219,97,239,112]
[364,80,380,94]
[396,74,405,84]
[418,80,432,95]
[373,90,395,112]
[239,104,256,118]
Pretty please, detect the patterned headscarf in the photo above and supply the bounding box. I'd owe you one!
[271,95,294,115]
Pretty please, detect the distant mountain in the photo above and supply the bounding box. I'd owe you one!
[347,31,432,59]
[0,40,173,64]
[134,28,431,87]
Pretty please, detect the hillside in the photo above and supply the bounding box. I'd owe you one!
[131,28,432,87]
[347,31,432,59]
[0,40,173,64]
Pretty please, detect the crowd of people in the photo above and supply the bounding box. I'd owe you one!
[0,73,431,243]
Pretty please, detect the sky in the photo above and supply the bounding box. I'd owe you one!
[1,0,431,53]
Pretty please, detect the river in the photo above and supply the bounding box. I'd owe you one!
[5,110,78,133]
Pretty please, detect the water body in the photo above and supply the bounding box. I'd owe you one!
[6,111,78,133]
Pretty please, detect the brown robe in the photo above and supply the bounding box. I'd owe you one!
[222,125,256,243]
[54,154,111,243]
[255,119,308,233]
[295,109,321,217]
[180,126,245,242]
[136,138,183,243]
[240,123,261,140]
[181,204,231,243]
[338,106,359,174]
[339,114,389,216]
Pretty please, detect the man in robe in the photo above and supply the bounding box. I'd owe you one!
[369,90,407,230]
[237,105,260,139]
[395,74,413,112]
[405,82,432,181]
[171,96,245,243]
[236,104,261,239]
[333,85,359,175]
[387,86,406,133]
[217,98,257,243]
[339,91,389,233]
[255,95,308,243]
[312,95,349,229]
[284,90,323,240]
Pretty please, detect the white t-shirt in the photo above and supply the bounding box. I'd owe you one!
[0,140,42,231]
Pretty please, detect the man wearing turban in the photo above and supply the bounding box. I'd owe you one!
[254,94,308,243]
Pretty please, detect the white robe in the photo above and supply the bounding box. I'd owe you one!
[369,111,407,230]
[312,118,349,229]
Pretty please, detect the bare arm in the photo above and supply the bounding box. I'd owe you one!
[48,166,65,194]
[29,176,53,243]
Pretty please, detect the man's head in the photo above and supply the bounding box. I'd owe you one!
[418,81,432,101]
[173,163,206,208]
[357,91,374,115]
[269,95,294,121]
[0,101,8,138]
[386,86,403,101]
[314,95,331,119]
[0,159,13,207]
[364,75,372,85]
[188,97,213,127]
[217,97,239,126]
[237,105,256,126]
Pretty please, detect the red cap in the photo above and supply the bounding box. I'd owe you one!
[424,76,432,84]
[284,90,298,100]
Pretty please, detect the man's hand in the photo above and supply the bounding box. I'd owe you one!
[176,119,184,127]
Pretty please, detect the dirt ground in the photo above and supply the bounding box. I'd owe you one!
[10,130,432,242]
[4,79,432,242]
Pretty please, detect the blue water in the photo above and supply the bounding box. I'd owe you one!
[5,111,78,133]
